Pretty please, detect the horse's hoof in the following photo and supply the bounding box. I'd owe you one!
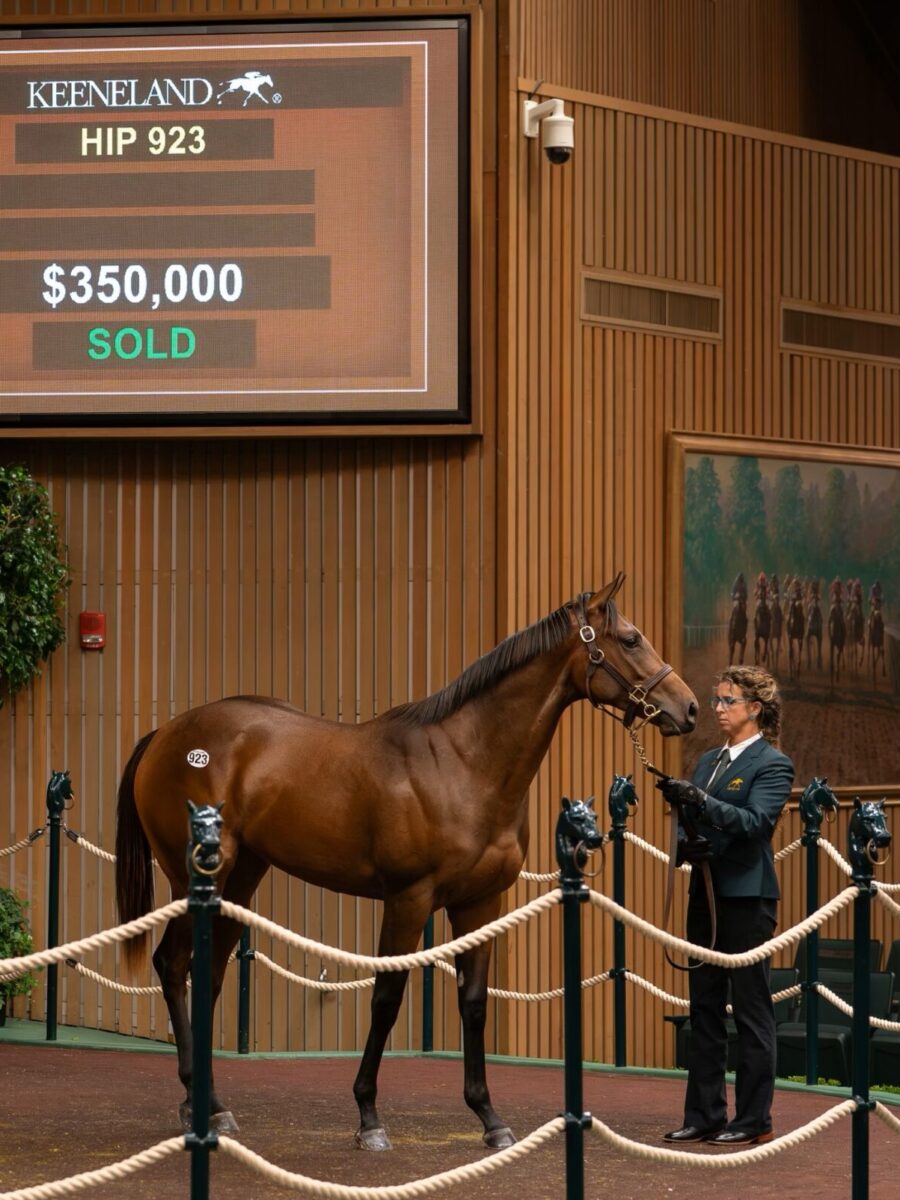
[210,1110,240,1134]
[355,1126,392,1151]
[178,1104,239,1134]
[483,1126,516,1150]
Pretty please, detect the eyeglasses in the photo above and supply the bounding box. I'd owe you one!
[709,695,747,709]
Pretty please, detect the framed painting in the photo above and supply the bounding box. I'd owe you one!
[666,433,900,795]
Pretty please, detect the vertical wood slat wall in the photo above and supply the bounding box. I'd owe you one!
[502,78,899,1068]
[0,438,492,1055]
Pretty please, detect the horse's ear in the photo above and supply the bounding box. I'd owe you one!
[214,802,224,813]
[585,795,595,809]
[562,796,571,811]
[877,799,886,811]
[187,799,197,814]
[590,572,626,609]
[626,773,633,783]
[853,796,862,809]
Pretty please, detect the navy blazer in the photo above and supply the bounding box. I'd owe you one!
[688,737,794,900]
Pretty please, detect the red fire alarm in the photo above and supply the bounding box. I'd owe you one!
[79,612,106,650]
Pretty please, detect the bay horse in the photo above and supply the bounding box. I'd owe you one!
[753,596,771,666]
[806,595,823,671]
[769,596,783,672]
[867,604,886,685]
[728,597,748,664]
[828,600,846,684]
[115,574,697,1149]
[846,596,865,675]
[787,594,805,680]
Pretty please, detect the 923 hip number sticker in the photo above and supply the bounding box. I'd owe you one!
[187,749,210,768]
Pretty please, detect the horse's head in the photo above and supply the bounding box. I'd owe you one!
[186,800,224,877]
[848,798,891,872]
[571,574,698,736]
[46,769,74,816]
[798,776,839,832]
[608,773,639,825]
[555,795,604,875]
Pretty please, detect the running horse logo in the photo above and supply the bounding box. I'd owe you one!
[216,70,276,107]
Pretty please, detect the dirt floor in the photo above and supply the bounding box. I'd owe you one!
[681,641,898,786]
[1,1045,897,1200]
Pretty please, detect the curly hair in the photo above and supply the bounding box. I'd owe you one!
[715,665,782,746]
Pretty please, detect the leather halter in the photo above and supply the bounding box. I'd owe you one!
[573,593,673,729]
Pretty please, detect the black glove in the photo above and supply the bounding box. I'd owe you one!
[675,836,713,867]
[655,777,707,815]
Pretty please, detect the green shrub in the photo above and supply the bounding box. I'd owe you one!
[0,886,37,1006]
[0,464,69,704]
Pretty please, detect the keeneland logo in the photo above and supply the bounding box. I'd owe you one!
[25,69,281,110]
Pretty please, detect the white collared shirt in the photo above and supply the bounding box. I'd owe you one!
[706,731,762,787]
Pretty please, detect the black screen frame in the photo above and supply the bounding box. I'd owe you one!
[0,17,472,431]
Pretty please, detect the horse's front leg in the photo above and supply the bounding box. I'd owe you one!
[353,889,431,1151]
[448,896,516,1150]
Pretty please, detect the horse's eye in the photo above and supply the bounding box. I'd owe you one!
[622,633,641,650]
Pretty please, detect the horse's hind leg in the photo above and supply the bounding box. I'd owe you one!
[152,912,195,1130]
[448,897,515,1150]
[205,848,269,1132]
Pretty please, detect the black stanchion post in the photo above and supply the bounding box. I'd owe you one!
[847,798,890,1200]
[237,926,252,1055]
[556,797,602,1200]
[798,780,826,1086]
[422,914,434,1053]
[607,775,636,1069]
[44,770,71,1042]
[185,801,223,1200]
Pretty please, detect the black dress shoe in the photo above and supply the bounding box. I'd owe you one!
[706,1128,774,1146]
[663,1124,724,1143]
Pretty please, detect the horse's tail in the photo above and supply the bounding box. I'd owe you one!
[115,731,157,973]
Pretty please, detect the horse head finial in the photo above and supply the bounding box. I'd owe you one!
[556,796,604,879]
[46,769,74,817]
[608,773,639,828]
[186,801,224,879]
[848,797,891,878]
[799,776,838,836]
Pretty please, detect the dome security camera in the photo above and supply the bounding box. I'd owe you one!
[522,97,574,165]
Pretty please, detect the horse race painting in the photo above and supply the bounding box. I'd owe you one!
[667,435,899,791]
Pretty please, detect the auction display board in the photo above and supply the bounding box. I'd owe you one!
[0,21,468,425]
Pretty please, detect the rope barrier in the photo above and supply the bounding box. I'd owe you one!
[875,886,900,921]
[0,1138,183,1200]
[67,960,163,996]
[518,869,559,883]
[774,838,804,863]
[63,826,116,864]
[433,957,611,1001]
[874,1101,900,1136]
[587,885,858,968]
[622,830,691,871]
[218,890,562,974]
[0,828,45,858]
[217,1119,565,1199]
[253,950,375,993]
[818,839,854,877]
[814,982,900,1031]
[588,1099,858,1166]
[0,899,188,982]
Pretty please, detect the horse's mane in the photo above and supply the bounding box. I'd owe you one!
[389,595,617,728]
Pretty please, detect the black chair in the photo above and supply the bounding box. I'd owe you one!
[793,937,882,981]
[776,969,894,1086]
[885,940,900,1017]
[667,967,800,1071]
[870,964,900,1087]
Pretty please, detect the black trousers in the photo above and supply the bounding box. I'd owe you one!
[683,891,778,1134]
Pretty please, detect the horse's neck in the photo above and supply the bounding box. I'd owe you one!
[439,644,577,801]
